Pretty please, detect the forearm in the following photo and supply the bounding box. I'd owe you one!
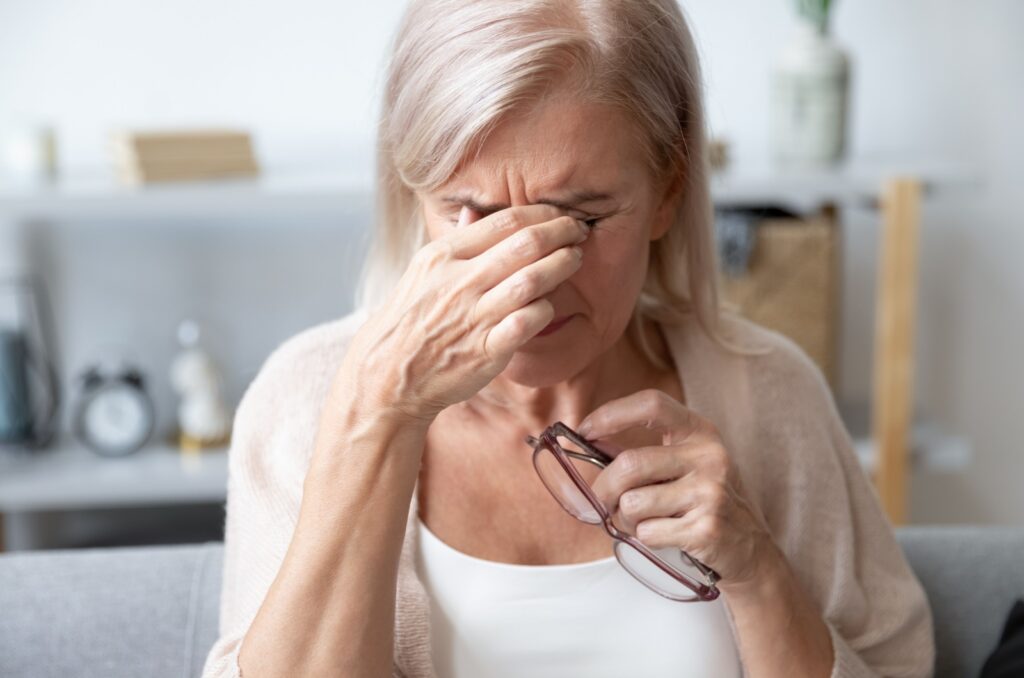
[238,388,429,678]
[720,542,835,678]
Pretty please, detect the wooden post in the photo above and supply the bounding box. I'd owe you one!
[872,177,923,525]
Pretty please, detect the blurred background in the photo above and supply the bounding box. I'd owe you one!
[0,0,1020,552]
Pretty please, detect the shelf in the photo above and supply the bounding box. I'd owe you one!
[711,158,983,210]
[0,159,981,224]
[0,442,227,512]
[0,171,374,223]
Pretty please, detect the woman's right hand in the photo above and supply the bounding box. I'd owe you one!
[339,203,589,427]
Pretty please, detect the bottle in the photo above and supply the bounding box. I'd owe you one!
[169,319,232,453]
[770,12,851,167]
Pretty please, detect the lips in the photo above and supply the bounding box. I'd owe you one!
[537,314,575,337]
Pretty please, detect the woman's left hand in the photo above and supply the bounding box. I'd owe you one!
[577,388,782,591]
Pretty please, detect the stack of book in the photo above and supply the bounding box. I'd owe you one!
[111,129,260,185]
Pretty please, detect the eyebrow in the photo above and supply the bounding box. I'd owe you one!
[440,189,616,213]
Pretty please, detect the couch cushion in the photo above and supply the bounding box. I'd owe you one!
[897,526,1024,677]
[2,528,1024,677]
[0,541,222,678]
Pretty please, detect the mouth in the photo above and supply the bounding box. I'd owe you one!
[536,314,575,337]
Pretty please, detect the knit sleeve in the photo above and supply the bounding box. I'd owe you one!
[201,312,405,677]
[751,336,936,678]
[199,336,309,678]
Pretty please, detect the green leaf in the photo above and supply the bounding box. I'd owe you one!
[795,0,834,25]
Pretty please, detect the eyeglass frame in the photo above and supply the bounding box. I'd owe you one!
[524,420,721,602]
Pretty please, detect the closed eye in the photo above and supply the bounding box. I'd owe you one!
[445,210,606,229]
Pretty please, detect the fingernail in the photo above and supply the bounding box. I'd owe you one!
[575,220,589,242]
[577,420,592,436]
[457,205,472,228]
[571,245,583,260]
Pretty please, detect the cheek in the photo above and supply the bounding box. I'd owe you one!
[422,211,448,242]
[576,236,650,311]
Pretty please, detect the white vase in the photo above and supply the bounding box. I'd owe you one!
[769,18,850,167]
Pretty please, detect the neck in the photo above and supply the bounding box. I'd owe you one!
[461,314,675,435]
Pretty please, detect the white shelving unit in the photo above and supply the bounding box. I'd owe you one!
[0,159,983,550]
[0,442,227,551]
[0,171,374,223]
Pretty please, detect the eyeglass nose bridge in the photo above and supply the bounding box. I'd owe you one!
[524,422,614,466]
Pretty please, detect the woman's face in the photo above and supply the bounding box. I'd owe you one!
[417,94,683,387]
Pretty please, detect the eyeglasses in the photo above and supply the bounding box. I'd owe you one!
[524,421,721,602]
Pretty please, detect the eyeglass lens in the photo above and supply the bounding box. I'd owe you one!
[532,435,707,601]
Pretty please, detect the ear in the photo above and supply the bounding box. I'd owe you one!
[649,157,687,242]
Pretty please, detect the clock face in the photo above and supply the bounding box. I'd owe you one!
[80,383,153,454]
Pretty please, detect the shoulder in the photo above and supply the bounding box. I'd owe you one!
[680,310,843,456]
[702,310,832,406]
[229,307,371,469]
[254,307,370,393]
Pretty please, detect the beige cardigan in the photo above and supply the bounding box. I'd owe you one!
[202,307,935,678]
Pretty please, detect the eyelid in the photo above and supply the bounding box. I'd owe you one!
[445,206,605,228]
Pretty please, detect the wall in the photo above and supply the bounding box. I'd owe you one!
[0,0,1020,524]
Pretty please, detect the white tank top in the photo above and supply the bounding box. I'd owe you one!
[414,515,743,677]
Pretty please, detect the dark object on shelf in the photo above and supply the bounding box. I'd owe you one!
[71,363,155,457]
[0,276,60,450]
[714,206,799,276]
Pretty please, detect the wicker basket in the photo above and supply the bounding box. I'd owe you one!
[718,211,841,389]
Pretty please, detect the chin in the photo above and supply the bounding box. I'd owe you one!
[500,333,593,387]
[499,352,588,387]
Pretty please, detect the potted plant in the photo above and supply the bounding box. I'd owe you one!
[769,0,851,167]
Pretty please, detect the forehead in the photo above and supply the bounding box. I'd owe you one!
[443,95,643,197]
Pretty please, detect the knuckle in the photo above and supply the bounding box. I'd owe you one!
[618,450,644,477]
[492,211,524,234]
[508,312,530,334]
[511,271,539,301]
[703,418,722,439]
[642,389,666,412]
[705,443,730,474]
[418,240,452,265]
[703,478,727,506]
[508,229,543,258]
[696,515,718,542]
[620,490,642,515]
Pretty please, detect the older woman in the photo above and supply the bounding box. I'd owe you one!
[203,1,934,677]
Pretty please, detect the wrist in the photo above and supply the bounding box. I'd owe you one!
[718,538,790,601]
[309,384,431,482]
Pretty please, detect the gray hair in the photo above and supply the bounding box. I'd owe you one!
[356,0,738,370]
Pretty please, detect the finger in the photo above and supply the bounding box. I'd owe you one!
[474,241,582,325]
[635,508,720,558]
[633,515,689,550]
[590,443,699,512]
[456,204,476,228]
[442,204,569,260]
[613,475,699,536]
[484,297,555,358]
[577,388,713,445]
[470,214,587,291]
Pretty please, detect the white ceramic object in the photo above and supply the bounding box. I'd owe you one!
[169,320,231,443]
[770,18,851,167]
[0,124,57,187]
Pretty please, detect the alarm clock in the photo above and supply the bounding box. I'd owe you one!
[72,364,155,457]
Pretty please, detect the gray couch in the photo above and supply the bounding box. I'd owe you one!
[1,527,1022,678]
